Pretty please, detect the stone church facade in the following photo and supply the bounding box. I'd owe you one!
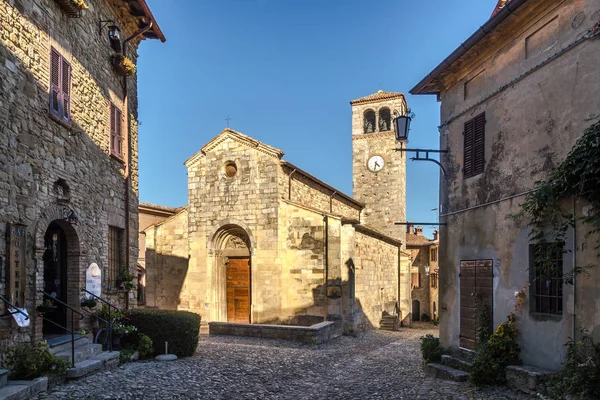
[0,0,164,350]
[142,92,412,332]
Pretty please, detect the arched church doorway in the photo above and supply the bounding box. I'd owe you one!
[42,221,77,334]
[412,300,420,322]
[212,224,252,323]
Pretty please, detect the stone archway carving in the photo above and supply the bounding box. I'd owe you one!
[208,223,253,323]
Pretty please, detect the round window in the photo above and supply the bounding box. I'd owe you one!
[225,162,237,178]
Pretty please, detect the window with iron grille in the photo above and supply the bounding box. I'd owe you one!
[529,243,563,315]
[108,226,124,290]
[49,48,71,123]
[431,247,438,262]
[110,103,123,158]
[463,112,485,178]
[430,273,438,289]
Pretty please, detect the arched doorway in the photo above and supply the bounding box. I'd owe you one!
[211,224,252,323]
[412,300,421,322]
[42,220,79,334]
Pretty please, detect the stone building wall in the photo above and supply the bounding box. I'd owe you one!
[278,202,327,323]
[351,94,407,245]
[185,131,283,323]
[413,0,600,369]
[0,0,162,351]
[144,210,189,309]
[352,230,399,330]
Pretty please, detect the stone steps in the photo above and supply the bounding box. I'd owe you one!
[425,363,470,382]
[379,315,399,331]
[506,365,554,395]
[55,343,103,364]
[47,335,87,356]
[441,354,473,372]
[0,371,47,400]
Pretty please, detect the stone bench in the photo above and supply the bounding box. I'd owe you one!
[506,364,555,395]
[208,321,338,344]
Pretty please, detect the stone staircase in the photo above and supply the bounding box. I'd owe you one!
[425,353,473,382]
[47,335,120,379]
[379,314,400,331]
[0,369,47,400]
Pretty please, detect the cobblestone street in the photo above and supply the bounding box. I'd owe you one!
[34,326,532,400]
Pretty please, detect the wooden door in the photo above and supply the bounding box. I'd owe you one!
[459,260,493,350]
[226,258,250,323]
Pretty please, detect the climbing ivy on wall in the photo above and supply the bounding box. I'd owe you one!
[514,116,600,283]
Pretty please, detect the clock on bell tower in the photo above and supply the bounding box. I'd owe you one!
[350,90,408,244]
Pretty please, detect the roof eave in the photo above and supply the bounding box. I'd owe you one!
[410,0,529,96]
[131,0,166,42]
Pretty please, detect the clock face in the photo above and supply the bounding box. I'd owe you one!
[367,155,384,172]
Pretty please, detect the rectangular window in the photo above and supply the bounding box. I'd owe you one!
[431,247,438,262]
[108,226,124,290]
[50,48,71,123]
[529,244,563,315]
[430,272,438,289]
[110,103,123,158]
[411,272,420,288]
[463,112,485,178]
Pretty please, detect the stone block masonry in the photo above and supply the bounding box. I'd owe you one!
[0,0,164,359]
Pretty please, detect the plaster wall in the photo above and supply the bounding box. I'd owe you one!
[435,0,600,369]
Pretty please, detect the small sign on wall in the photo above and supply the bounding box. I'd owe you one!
[85,263,102,298]
[7,223,27,307]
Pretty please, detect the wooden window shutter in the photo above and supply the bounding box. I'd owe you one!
[110,104,117,155]
[61,58,71,122]
[50,48,61,117]
[116,107,122,157]
[463,112,485,178]
[463,118,474,178]
[473,113,486,175]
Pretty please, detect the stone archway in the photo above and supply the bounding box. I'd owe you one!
[34,204,82,340]
[209,224,252,323]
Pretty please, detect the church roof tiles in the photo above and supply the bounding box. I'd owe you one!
[350,90,406,106]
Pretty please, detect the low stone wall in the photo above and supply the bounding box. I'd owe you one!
[208,321,338,344]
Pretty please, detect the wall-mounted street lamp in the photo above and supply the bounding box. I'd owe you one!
[393,113,448,176]
[424,265,430,276]
[100,20,122,52]
[393,111,448,227]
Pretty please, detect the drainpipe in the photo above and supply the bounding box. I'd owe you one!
[288,168,297,200]
[572,198,577,341]
[122,23,153,309]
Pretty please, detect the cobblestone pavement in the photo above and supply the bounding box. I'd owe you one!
[34,325,534,399]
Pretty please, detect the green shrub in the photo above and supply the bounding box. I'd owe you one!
[125,309,201,357]
[470,288,526,387]
[420,334,447,364]
[6,343,70,380]
[546,332,600,399]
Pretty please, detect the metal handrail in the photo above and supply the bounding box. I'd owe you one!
[80,289,119,352]
[0,294,29,320]
[39,291,84,367]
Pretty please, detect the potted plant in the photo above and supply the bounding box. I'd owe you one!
[36,299,57,313]
[116,269,136,291]
[111,54,137,77]
[54,0,88,18]
[80,297,97,309]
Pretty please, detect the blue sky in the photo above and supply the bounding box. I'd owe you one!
[138,0,498,237]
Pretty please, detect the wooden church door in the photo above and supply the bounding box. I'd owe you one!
[226,258,250,323]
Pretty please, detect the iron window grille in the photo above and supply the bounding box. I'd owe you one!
[430,273,438,289]
[108,226,124,290]
[529,243,563,315]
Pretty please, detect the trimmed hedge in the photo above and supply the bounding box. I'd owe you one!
[125,309,201,357]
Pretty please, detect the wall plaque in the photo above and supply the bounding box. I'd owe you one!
[85,263,102,298]
[7,223,27,307]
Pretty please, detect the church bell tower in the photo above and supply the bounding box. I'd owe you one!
[351,90,408,245]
